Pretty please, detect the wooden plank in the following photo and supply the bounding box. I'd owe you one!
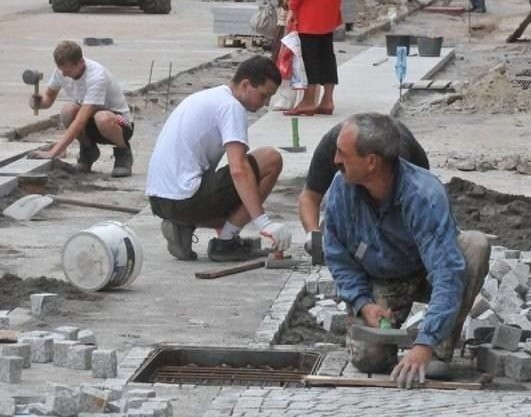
[195,259,265,279]
[0,330,17,343]
[423,6,465,16]
[303,375,483,391]
[507,10,531,43]
[429,80,452,90]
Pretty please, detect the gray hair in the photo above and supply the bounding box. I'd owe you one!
[343,113,401,164]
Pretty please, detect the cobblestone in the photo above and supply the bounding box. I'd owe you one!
[201,386,531,416]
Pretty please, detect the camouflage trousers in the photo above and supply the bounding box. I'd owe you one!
[347,230,491,373]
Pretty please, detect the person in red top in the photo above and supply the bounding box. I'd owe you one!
[284,0,342,116]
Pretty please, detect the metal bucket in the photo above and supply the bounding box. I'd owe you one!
[385,35,411,56]
[417,36,443,57]
[62,221,143,291]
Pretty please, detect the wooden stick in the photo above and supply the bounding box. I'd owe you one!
[507,10,531,43]
[303,375,483,391]
[52,196,141,214]
[195,259,265,279]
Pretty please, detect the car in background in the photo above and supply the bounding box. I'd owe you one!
[49,0,171,14]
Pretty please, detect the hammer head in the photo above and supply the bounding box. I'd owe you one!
[22,69,43,85]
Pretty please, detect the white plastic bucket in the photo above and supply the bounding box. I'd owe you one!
[62,221,143,291]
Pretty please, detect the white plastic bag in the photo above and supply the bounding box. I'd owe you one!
[270,79,298,111]
[250,1,278,39]
[280,31,308,89]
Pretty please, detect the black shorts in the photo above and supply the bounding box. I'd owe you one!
[149,154,260,225]
[85,112,134,146]
[299,32,338,85]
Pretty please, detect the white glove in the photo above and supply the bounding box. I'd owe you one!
[260,222,292,251]
[254,213,292,251]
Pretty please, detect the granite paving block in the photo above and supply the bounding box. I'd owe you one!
[68,345,97,370]
[92,349,118,378]
[54,326,80,340]
[476,344,509,376]
[78,386,111,413]
[505,351,531,381]
[492,324,522,351]
[1,343,31,369]
[47,384,79,417]
[78,329,97,345]
[27,337,54,363]
[30,293,58,317]
[0,398,16,417]
[53,340,80,368]
[0,355,23,383]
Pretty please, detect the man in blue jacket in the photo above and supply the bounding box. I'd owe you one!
[324,113,490,388]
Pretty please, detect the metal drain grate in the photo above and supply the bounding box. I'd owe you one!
[131,346,323,387]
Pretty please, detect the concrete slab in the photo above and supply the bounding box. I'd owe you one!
[0,176,17,197]
[0,158,51,176]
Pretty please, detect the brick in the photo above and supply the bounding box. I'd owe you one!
[53,340,80,367]
[68,345,97,370]
[476,344,509,376]
[504,250,521,259]
[92,349,117,378]
[480,276,499,301]
[78,329,97,345]
[27,337,54,363]
[78,386,111,413]
[1,342,31,368]
[54,326,80,341]
[500,271,528,297]
[304,275,319,295]
[30,293,58,317]
[321,310,348,334]
[318,276,337,298]
[0,314,9,330]
[489,259,513,281]
[126,389,156,399]
[469,295,491,318]
[491,324,522,351]
[0,355,23,383]
[0,398,16,417]
[141,401,173,417]
[504,351,531,381]
[46,384,78,417]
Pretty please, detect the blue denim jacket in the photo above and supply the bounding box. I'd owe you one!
[324,159,466,348]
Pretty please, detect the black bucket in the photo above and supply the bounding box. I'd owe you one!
[385,35,411,56]
[417,36,443,57]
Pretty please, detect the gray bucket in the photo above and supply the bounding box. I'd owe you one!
[385,35,411,56]
[417,36,443,57]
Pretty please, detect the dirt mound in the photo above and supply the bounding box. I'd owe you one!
[447,177,531,250]
[0,273,102,311]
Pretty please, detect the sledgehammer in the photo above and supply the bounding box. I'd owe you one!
[22,69,43,116]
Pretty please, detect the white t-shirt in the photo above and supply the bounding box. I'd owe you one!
[48,58,131,122]
[146,85,248,200]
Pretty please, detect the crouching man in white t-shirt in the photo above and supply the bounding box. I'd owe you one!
[29,40,134,178]
[146,56,292,262]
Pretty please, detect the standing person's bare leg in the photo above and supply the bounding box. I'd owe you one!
[317,83,335,114]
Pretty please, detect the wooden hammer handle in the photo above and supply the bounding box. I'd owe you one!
[33,82,39,116]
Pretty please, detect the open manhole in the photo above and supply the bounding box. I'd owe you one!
[131,346,323,387]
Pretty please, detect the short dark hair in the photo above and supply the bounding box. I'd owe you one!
[232,55,281,88]
[54,40,83,66]
[344,113,401,164]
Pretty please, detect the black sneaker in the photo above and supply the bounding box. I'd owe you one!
[76,143,100,173]
[161,220,197,261]
[207,236,268,262]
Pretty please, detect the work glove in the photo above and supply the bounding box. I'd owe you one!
[254,213,292,251]
[260,222,292,252]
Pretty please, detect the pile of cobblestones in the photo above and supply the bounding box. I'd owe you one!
[0,326,116,384]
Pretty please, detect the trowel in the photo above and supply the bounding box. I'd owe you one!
[3,194,53,221]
